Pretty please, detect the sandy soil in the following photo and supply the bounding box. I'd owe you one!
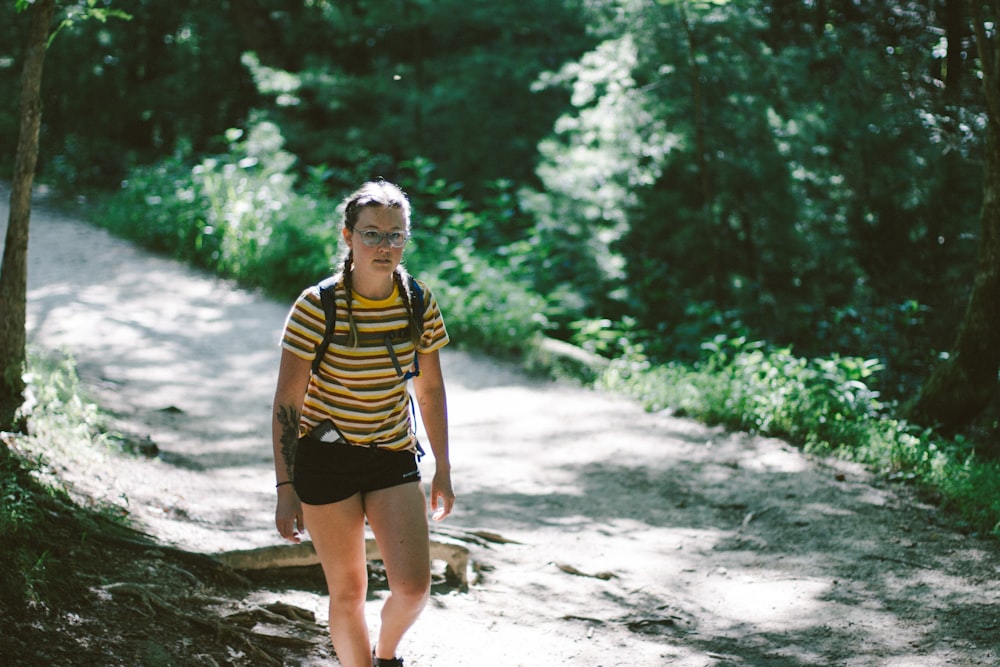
[5,183,1000,666]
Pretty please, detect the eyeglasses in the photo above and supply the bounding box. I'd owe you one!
[356,229,409,248]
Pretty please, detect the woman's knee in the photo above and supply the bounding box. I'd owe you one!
[391,574,430,608]
[324,569,369,611]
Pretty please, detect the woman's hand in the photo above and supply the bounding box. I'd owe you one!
[275,486,305,542]
[430,467,455,521]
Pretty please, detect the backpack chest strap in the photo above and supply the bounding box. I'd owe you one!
[312,277,424,380]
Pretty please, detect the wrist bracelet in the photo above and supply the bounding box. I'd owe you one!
[275,481,293,488]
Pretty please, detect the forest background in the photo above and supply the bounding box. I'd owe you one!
[1,0,999,539]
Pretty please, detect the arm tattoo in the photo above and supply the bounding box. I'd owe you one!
[277,405,300,480]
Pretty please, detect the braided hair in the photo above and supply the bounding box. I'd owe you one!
[334,180,423,348]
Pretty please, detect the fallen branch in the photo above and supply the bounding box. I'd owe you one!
[738,505,776,531]
[551,562,617,580]
[860,553,934,570]
[216,532,477,591]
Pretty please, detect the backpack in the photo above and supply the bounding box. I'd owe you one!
[311,274,426,380]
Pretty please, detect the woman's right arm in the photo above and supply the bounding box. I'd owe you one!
[271,348,313,543]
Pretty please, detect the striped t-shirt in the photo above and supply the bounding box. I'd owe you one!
[281,278,449,451]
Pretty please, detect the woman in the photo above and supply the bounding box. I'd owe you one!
[271,180,454,667]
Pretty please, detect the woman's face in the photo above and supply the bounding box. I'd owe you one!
[343,205,408,280]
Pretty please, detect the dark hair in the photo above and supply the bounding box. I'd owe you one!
[334,180,422,348]
[341,179,411,232]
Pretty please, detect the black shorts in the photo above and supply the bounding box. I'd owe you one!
[293,435,421,506]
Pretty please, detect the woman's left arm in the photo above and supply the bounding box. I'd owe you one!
[412,349,454,520]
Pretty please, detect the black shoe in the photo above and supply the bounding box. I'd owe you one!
[373,646,404,667]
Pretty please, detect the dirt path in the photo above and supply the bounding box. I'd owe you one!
[6,184,1000,666]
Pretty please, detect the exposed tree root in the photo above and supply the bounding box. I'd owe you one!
[102,582,323,665]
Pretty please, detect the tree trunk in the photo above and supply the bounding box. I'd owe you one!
[678,1,722,303]
[910,2,1000,436]
[944,0,965,100]
[0,0,56,432]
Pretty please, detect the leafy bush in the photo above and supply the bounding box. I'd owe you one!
[424,245,548,358]
[699,337,885,449]
[94,122,341,297]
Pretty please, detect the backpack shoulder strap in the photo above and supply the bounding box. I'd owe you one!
[401,277,427,380]
[312,275,428,379]
[312,276,339,376]
[410,278,425,321]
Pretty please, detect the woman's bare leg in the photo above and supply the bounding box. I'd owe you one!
[303,494,372,667]
[364,481,431,660]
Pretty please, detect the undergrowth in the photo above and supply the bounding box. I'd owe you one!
[0,351,130,622]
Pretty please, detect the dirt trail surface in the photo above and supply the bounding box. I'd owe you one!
[5,184,1000,666]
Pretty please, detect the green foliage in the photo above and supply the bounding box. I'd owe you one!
[426,245,548,358]
[94,121,341,298]
[251,0,594,202]
[521,0,982,402]
[49,0,132,47]
[569,316,639,359]
[0,441,42,550]
[0,0,261,185]
[521,31,656,323]
[693,336,886,448]
[20,352,109,449]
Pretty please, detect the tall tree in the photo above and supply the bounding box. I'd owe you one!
[910,0,1000,439]
[0,0,56,432]
[0,0,129,431]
